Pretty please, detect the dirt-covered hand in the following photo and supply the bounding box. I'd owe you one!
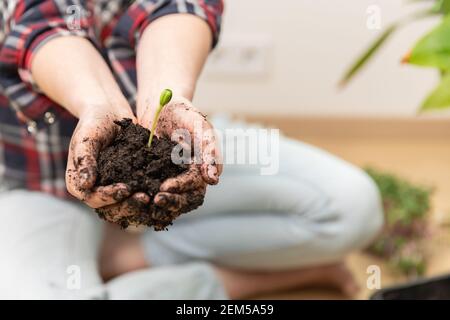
[140,96,222,213]
[95,192,151,226]
[154,165,207,215]
[66,108,137,211]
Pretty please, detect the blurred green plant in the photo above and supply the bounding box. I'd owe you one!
[341,0,450,111]
[365,167,433,277]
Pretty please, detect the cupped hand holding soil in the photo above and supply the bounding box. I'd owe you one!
[95,119,205,230]
[140,96,223,186]
[94,97,223,231]
[66,108,135,210]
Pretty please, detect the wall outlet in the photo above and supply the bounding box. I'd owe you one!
[205,35,272,78]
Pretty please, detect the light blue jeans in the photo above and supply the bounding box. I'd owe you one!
[0,117,384,299]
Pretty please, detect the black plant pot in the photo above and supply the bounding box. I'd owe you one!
[370,274,450,300]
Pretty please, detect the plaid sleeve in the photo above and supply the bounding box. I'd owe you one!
[121,0,224,49]
[0,0,95,124]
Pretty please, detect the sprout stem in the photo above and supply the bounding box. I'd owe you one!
[148,89,173,148]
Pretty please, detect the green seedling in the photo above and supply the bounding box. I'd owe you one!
[148,89,173,148]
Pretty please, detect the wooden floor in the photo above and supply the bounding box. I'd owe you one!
[244,116,450,300]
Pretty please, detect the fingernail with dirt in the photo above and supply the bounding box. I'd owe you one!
[207,165,219,184]
[79,167,94,188]
[155,194,168,206]
[113,185,130,201]
[161,183,178,193]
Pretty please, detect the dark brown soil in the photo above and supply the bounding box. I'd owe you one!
[95,118,190,230]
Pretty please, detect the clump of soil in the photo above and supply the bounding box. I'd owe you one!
[95,118,190,230]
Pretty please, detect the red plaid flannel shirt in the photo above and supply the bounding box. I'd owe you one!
[0,0,223,198]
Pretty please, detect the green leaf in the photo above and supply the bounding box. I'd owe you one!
[339,24,398,86]
[409,15,450,69]
[433,0,450,14]
[340,8,436,87]
[409,0,450,14]
[159,89,173,107]
[421,73,450,111]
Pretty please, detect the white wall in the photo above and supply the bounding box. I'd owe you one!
[195,0,443,117]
